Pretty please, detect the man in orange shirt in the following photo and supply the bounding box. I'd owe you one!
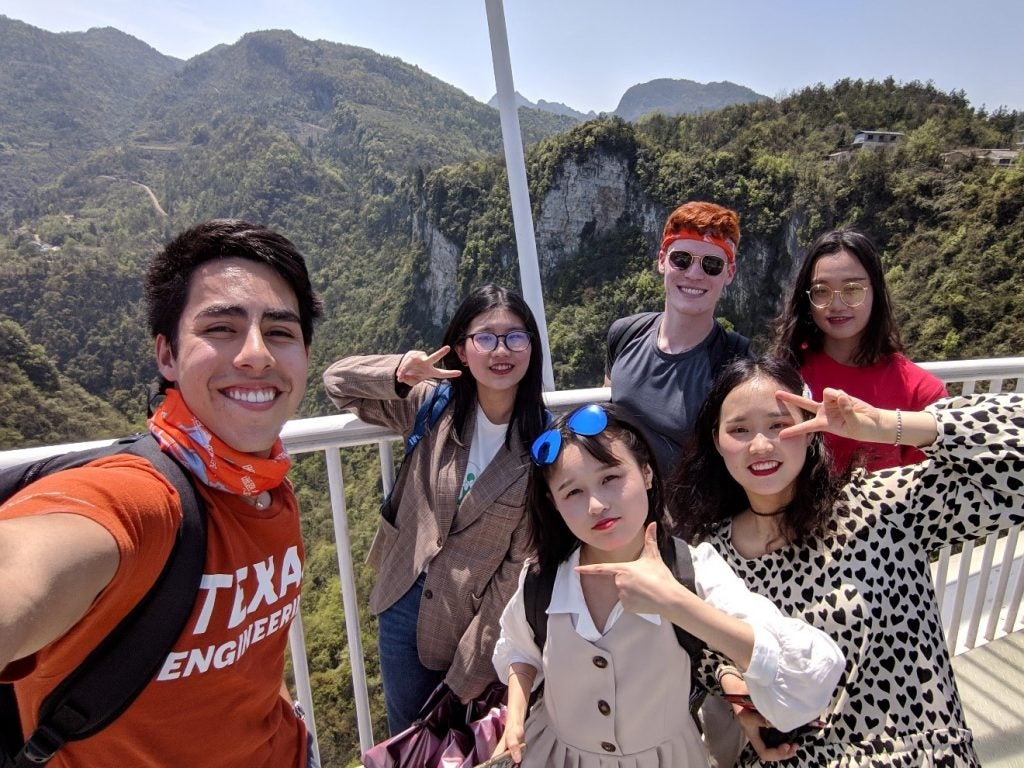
[0,219,323,767]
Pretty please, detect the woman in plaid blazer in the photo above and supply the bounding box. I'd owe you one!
[323,284,547,734]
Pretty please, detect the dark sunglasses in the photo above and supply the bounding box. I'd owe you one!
[667,250,727,277]
[530,404,609,466]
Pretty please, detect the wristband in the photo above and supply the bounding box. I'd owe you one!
[894,408,903,446]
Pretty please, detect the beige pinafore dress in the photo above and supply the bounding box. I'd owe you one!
[520,608,711,767]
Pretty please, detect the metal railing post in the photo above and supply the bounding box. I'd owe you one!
[324,446,375,752]
[288,613,320,766]
[484,0,555,391]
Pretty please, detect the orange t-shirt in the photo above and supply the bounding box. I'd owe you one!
[0,454,307,768]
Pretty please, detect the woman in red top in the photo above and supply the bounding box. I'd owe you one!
[773,229,946,473]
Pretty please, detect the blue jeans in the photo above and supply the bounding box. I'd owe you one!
[377,573,445,735]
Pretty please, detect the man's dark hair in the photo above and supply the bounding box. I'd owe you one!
[145,219,323,353]
[773,228,901,368]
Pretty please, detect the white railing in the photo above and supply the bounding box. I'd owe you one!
[1,361,1022,760]
[917,359,1024,656]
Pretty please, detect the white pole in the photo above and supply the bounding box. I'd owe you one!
[484,0,555,391]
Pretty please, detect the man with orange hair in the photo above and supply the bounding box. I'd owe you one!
[605,201,750,474]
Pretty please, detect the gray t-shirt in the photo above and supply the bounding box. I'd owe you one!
[606,313,750,474]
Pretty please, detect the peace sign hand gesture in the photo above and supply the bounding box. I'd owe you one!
[776,387,884,442]
[777,387,937,448]
[396,346,462,387]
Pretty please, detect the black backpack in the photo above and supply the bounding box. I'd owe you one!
[522,536,709,720]
[606,312,750,371]
[0,434,207,768]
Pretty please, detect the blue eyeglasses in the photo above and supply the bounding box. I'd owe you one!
[530,404,610,466]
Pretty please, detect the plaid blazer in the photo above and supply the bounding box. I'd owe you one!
[323,354,534,699]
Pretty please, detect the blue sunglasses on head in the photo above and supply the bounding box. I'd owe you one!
[530,404,610,466]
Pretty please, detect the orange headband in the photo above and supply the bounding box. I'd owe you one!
[659,229,736,265]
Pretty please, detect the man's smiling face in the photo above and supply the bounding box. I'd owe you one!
[155,258,309,456]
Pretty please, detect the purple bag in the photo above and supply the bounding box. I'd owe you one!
[469,707,504,764]
[436,729,473,767]
[361,683,507,768]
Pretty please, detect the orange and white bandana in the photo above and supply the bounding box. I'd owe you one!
[149,388,291,496]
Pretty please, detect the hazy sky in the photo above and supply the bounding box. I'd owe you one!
[4,0,1022,114]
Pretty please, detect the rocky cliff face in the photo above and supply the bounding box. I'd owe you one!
[722,213,805,342]
[414,209,463,326]
[534,152,661,275]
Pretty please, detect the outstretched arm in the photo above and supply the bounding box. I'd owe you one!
[323,350,459,432]
[777,387,938,447]
[0,513,118,671]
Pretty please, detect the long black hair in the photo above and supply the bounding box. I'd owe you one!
[440,284,546,449]
[773,228,902,367]
[669,356,847,545]
[527,403,671,573]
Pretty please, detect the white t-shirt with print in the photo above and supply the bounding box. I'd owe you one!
[458,405,506,504]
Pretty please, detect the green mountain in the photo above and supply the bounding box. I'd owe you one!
[0,16,182,209]
[135,30,574,168]
[0,19,579,433]
[424,81,1021,387]
[0,315,134,447]
[489,79,770,124]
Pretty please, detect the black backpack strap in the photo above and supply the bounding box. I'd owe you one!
[0,436,143,501]
[708,326,751,373]
[606,312,661,371]
[0,690,21,768]
[663,537,709,719]
[521,562,554,708]
[522,562,555,652]
[5,434,207,767]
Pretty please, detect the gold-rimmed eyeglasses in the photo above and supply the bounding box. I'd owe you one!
[806,282,870,309]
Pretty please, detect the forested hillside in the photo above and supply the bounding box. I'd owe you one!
[0,19,577,440]
[0,16,183,208]
[1,17,1022,765]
